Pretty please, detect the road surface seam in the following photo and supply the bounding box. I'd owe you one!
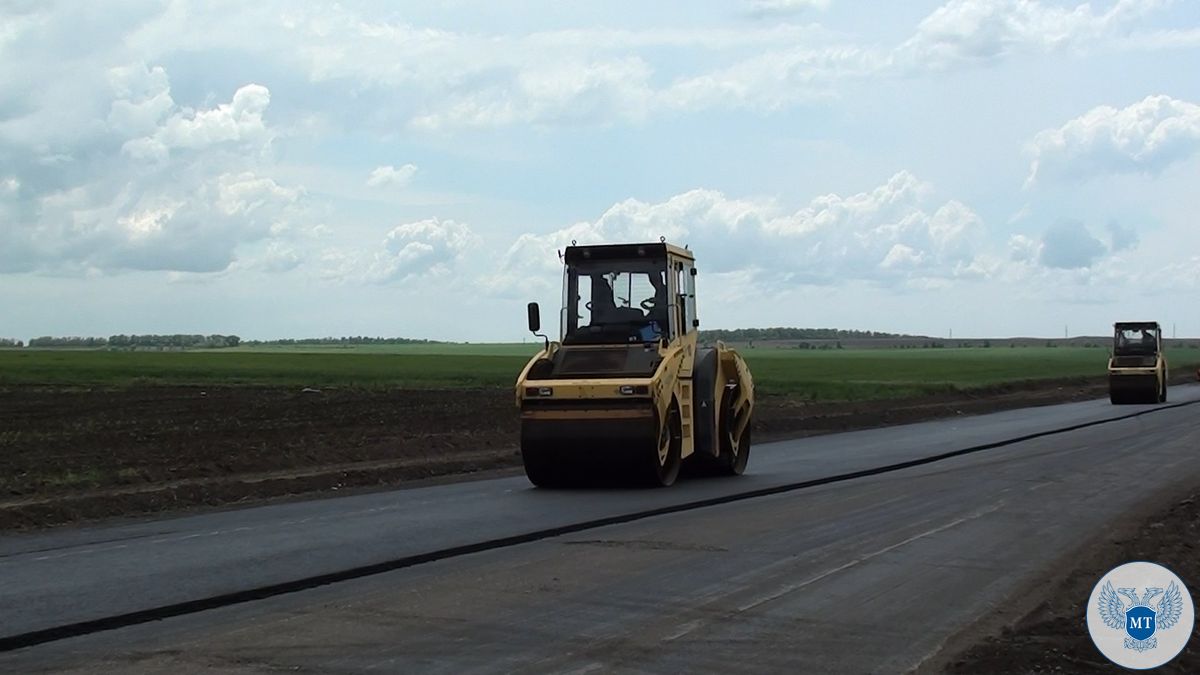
[2,398,1196,654]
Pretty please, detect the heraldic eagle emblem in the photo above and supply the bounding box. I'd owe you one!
[1098,580,1185,652]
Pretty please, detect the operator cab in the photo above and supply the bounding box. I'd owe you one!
[1113,321,1161,357]
[521,242,698,379]
[559,242,696,346]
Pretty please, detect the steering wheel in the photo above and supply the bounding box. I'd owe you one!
[640,297,656,310]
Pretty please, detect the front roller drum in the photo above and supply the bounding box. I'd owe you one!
[1108,374,1162,405]
[521,442,569,488]
[519,409,680,488]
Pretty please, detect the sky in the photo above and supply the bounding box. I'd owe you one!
[2,0,1199,342]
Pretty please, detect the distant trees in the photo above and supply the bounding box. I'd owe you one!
[28,336,109,348]
[16,334,440,349]
[108,334,241,349]
[698,327,912,342]
[242,337,440,346]
[24,335,242,349]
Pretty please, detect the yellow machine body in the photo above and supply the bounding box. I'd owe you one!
[515,242,754,487]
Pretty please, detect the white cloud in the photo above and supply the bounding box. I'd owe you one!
[1025,95,1200,184]
[216,172,300,216]
[368,218,479,283]
[489,171,992,296]
[122,83,272,161]
[881,244,928,269]
[366,164,418,188]
[29,171,302,274]
[105,62,174,137]
[897,0,1169,70]
[260,243,301,273]
[1008,234,1041,263]
[0,57,307,275]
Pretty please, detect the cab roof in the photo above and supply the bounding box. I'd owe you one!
[563,241,694,264]
[1114,321,1161,330]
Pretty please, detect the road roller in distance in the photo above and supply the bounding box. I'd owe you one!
[1108,321,1168,404]
[515,240,754,487]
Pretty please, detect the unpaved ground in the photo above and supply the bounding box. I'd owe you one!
[0,372,1191,531]
[936,482,1199,674]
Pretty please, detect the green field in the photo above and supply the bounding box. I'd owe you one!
[3,345,1198,401]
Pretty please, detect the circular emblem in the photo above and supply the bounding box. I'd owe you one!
[1086,561,1194,669]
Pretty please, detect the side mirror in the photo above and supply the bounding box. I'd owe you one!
[527,302,541,333]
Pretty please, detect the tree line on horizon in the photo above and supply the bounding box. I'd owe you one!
[8,330,907,349]
[20,335,244,349]
[4,335,444,349]
[696,327,915,341]
[241,337,442,346]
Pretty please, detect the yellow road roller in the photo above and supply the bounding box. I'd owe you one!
[515,241,754,487]
[1108,321,1168,404]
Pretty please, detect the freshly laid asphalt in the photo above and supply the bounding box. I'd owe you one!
[2,386,1199,672]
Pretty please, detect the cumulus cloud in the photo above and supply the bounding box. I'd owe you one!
[0,58,306,275]
[896,0,1168,70]
[29,171,302,273]
[122,83,272,161]
[368,218,479,283]
[366,164,418,188]
[1026,95,1200,184]
[488,171,990,295]
[105,62,174,137]
[1038,220,1106,269]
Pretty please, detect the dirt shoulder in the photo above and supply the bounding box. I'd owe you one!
[1,372,1193,532]
[930,480,1199,674]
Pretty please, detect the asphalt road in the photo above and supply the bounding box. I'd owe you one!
[2,386,1199,672]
